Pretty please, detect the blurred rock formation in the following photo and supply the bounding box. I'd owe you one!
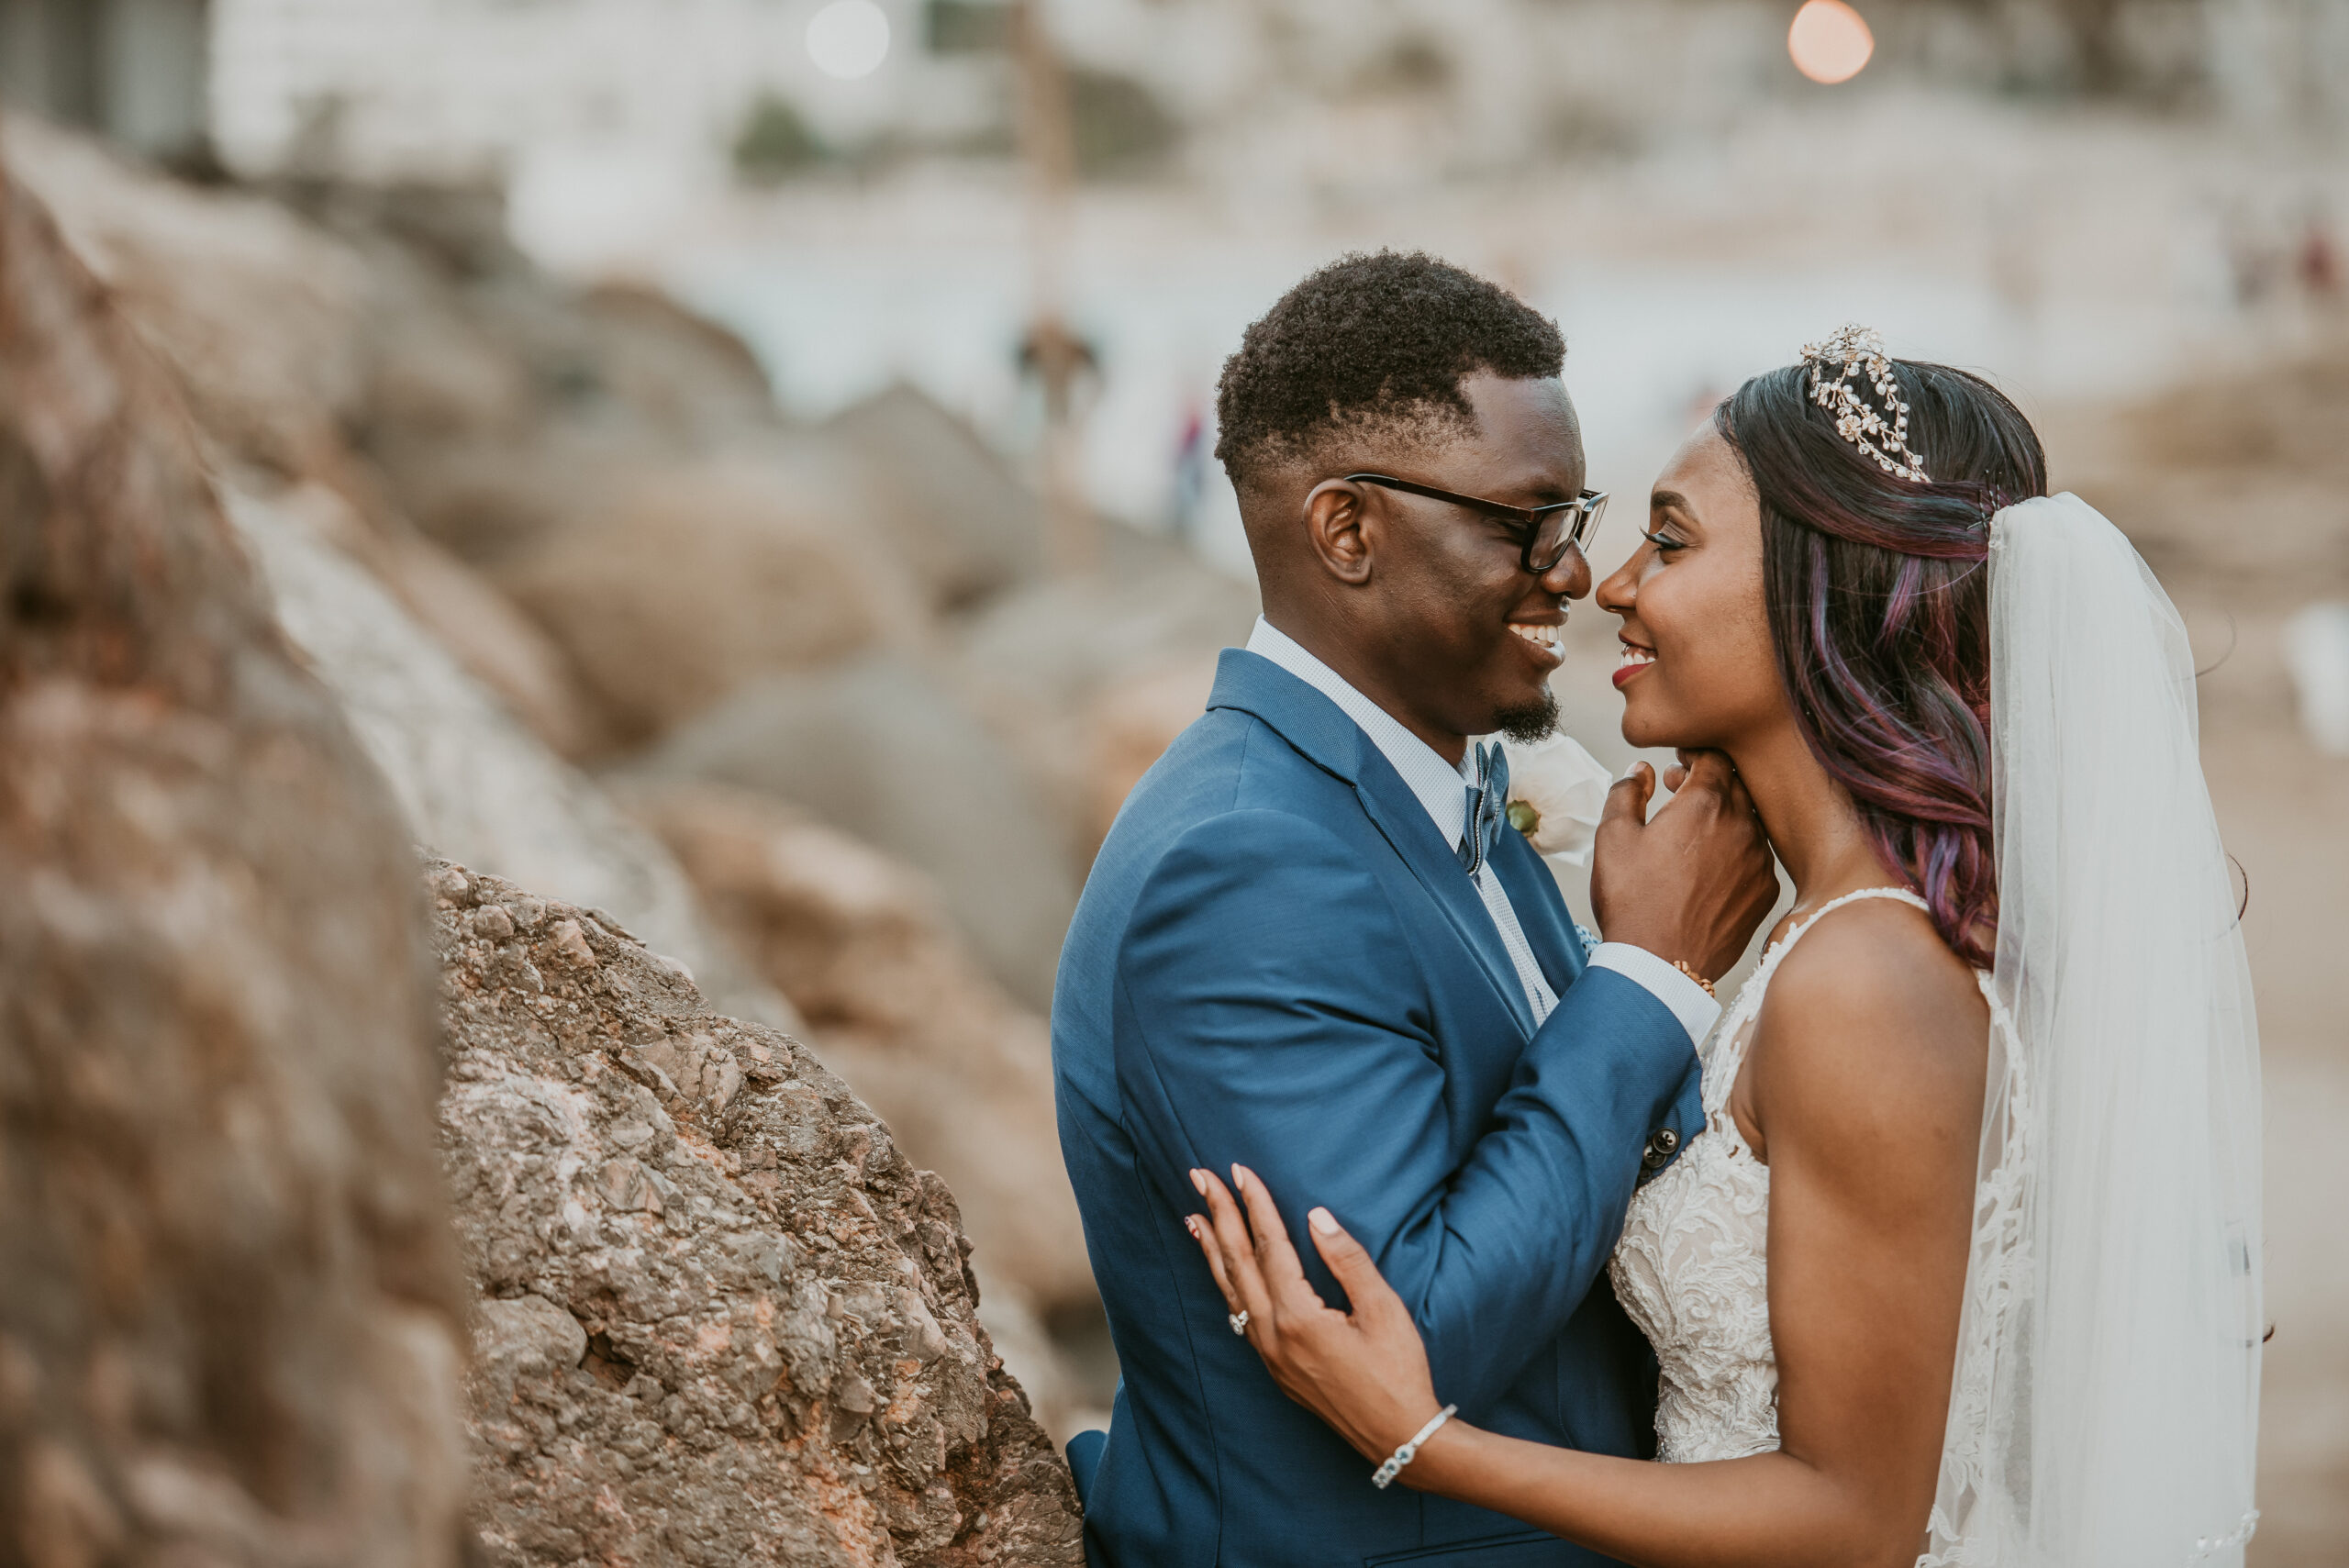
[221,473,796,1029]
[822,385,1047,611]
[0,114,1259,1433]
[619,652,1083,1013]
[0,158,470,1568]
[2052,332,2349,589]
[495,455,900,750]
[429,859,1084,1566]
[617,783,1095,1317]
[948,532,1252,862]
[0,117,608,758]
[1,113,794,1027]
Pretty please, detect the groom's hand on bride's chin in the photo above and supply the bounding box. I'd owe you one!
[1589,750,1777,983]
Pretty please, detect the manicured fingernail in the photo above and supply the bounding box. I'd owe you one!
[1230,1165,1246,1192]
[1189,1169,1206,1195]
[1309,1207,1339,1236]
[1184,1216,1200,1238]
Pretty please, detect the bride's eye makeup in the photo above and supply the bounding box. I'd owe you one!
[1642,527,1688,555]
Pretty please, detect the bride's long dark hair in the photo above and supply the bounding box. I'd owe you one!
[1713,359,2046,968]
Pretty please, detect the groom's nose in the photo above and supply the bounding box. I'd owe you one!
[1539,543,1593,601]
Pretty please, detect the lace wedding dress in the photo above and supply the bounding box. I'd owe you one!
[1601,495,2264,1565]
[1605,886,2012,1464]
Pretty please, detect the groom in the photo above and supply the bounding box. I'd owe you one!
[1052,251,1776,1568]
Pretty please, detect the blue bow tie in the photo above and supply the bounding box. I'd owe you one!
[1458,741,1510,878]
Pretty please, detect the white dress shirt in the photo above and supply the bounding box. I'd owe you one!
[1246,617,1720,1044]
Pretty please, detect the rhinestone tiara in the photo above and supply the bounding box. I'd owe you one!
[1801,325,1930,484]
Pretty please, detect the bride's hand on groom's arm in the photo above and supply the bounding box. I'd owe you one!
[1183,1165,1449,1473]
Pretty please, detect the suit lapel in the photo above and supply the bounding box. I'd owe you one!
[1487,828,1587,995]
[1349,752,1537,1037]
[1206,651,1537,1037]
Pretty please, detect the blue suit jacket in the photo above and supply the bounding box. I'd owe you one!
[1052,650,1706,1568]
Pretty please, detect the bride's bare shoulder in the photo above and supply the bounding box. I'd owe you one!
[1745,896,1990,1173]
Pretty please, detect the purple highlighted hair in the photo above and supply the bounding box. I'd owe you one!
[1714,360,2046,969]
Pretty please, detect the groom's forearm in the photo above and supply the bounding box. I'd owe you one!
[1115,810,1700,1410]
[1407,967,1701,1406]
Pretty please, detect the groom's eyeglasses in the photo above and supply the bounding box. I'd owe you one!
[1344,473,1609,575]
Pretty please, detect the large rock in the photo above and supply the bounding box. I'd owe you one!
[948,535,1256,862]
[2,111,373,478]
[223,473,795,1029]
[618,782,1097,1321]
[332,192,792,579]
[824,384,1047,613]
[2,117,614,761]
[428,858,1084,1567]
[495,456,902,748]
[620,651,1083,1012]
[264,475,610,758]
[0,162,469,1567]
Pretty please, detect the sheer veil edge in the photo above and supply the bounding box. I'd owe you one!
[1920,493,2264,1567]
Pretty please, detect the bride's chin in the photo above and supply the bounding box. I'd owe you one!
[1616,709,1682,754]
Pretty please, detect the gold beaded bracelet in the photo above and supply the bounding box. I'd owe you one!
[1672,959,1717,999]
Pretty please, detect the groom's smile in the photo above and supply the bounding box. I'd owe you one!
[1329,371,1595,758]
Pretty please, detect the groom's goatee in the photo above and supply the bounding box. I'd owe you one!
[1497,691,1561,744]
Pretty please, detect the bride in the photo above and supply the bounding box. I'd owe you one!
[1184,328,2265,1567]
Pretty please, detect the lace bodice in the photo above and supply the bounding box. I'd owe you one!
[1607,887,1936,1464]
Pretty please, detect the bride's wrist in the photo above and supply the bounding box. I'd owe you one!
[1349,1407,1431,1465]
[1394,1417,1476,1495]
[1364,1401,1459,1490]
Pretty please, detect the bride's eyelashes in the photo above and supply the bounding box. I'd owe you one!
[1641,528,1688,555]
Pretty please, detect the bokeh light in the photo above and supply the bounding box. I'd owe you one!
[807,0,891,81]
[1788,0,1876,84]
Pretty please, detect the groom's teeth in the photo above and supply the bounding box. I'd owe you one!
[1509,624,1559,649]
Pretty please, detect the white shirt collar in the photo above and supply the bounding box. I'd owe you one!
[1245,617,1474,849]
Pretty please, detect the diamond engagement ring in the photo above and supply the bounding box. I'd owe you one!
[1229,1311,1250,1336]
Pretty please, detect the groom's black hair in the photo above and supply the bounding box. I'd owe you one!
[1214,250,1564,492]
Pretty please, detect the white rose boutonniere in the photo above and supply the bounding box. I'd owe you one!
[1498,731,1610,868]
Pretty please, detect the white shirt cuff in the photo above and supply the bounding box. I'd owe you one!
[1588,943,1721,1046]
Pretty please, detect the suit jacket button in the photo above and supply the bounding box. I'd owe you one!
[1642,1128,1681,1171]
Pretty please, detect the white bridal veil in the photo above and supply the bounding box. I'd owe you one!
[1922,494,2266,1566]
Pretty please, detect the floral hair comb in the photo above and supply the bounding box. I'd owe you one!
[1801,325,1930,484]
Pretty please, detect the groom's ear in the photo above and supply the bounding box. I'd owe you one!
[1302,479,1376,586]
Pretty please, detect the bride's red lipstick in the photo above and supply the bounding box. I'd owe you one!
[1613,639,1655,689]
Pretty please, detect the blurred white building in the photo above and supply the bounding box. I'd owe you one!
[209,0,985,183]
[193,0,2349,195]
[6,1,2344,193]
[1,0,212,161]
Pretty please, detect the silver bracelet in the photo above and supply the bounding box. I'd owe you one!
[1370,1404,1458,1490]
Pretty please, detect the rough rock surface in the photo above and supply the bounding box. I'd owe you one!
[224,475,794,1031]
[0,159,469,1567]
[427,858,1083,1568]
